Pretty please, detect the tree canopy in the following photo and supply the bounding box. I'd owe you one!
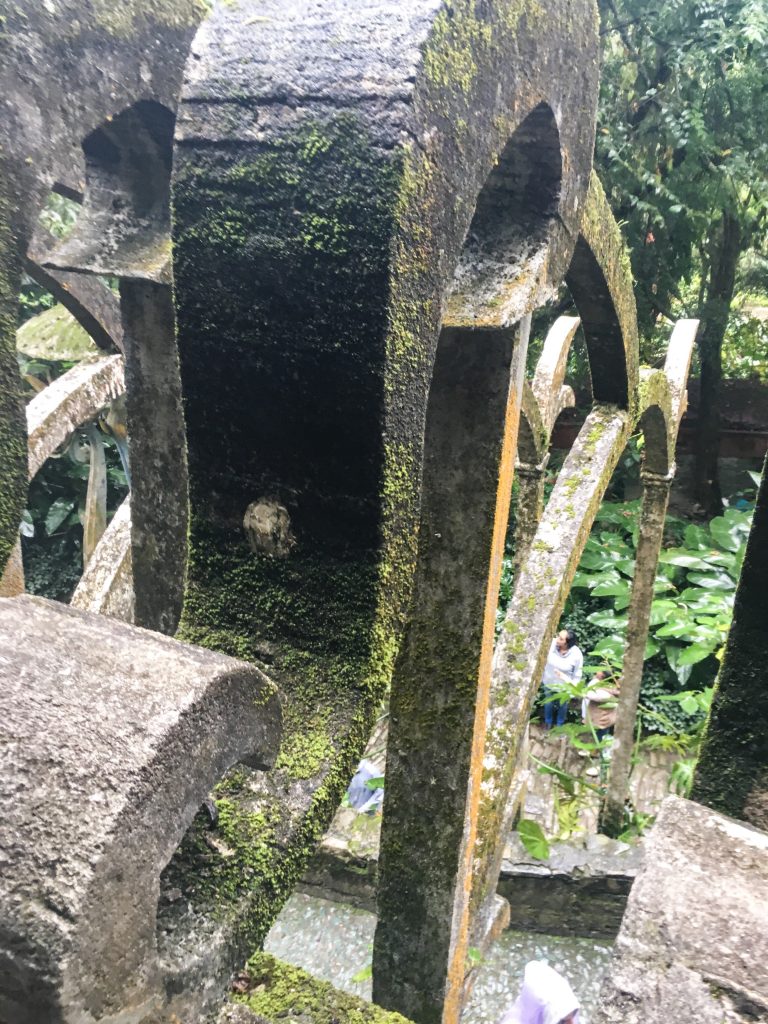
[597,0,768,511]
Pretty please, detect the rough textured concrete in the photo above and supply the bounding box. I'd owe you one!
[514,314,580,573]
[601,321,696,836]
[25,355,125,478]
[0,595,281,1024]
[594,797,768,1023]
[25,228,125,354]
[692,449,768,828]
[471,403,632,950]
[120,280,188,635]
[218,952,414,1024]
[71,497,134,622]
[0,0,204,571]
[375,317,530,1024]
[565,173,639,411]
[497,835,641,940]
[300,831,638,942]
[170,4,600,1017]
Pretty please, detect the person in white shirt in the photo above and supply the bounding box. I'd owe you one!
[497,960,580,1024]
[541,628,583,729]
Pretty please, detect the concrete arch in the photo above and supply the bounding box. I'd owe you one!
[446,102,564,327]
[0,0,203,570]
[45,99,176,283]
[24,228,125,355]
[636,319,699,477]
[566,173,639,410]
[26,355,125,479]
[0,595,280,1024]
[41,97,191,634]
[516,315,580,467]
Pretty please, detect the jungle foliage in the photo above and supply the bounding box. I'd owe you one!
[597,0,768,512]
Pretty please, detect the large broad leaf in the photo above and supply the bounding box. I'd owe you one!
[592,579,631,598]
[703,550,738,572]
[615,559,636,577]
[45,497,75,536]
[676,663,693,685]
[686,572,735,591]
[579,554,607,572]
[658,550,711,570]
[20,509,34,538]
[677,643,716,667]
[591,634,625,660]
[709,517,741,552]
[655,619,697,639]
[517,819,550,861]
[679,694,701,715]
[684,524,710,550]
[587,610,628,630]
[650,599,679,625]
[644,637,660,659]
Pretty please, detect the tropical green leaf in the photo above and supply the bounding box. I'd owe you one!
[677,644,715,667]
[592,579,631,598]
[686,572,735,590]
[517,819,550,861]
[684,524,709,550]
[709,518,741,552]
[45,498,75,536]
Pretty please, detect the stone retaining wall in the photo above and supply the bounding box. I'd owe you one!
[299,830,641,941]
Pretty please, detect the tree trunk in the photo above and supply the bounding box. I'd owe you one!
[693,210,741,517]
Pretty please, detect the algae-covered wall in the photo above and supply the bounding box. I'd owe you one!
[169,3,600,1005]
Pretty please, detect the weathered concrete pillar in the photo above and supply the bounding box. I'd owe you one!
[599,322,696,836]
[0,538,24,597]
[0,595,281,1024]
[512,457,549,577]
[600,468,673,838]
[469,405,631,949]
[120,280,188,635]
[373,318,529,1024]
[691,452,768,829]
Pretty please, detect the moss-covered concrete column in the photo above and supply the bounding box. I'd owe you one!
[600,469,673,838]
[120,280,188,634]
[469,405,631,946]
[0,173,29,573]
[691,453,768,829]
[512,457,549,577]
[166,0,599,1002]
[373,319,529,1024]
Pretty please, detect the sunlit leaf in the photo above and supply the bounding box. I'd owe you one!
[517,819,550,861]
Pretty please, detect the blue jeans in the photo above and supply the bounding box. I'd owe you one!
[543,690,568,728]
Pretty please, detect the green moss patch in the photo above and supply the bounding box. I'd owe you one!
[232,952,415,1024]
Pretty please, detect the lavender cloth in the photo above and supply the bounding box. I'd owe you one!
[497,961,580,1024]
